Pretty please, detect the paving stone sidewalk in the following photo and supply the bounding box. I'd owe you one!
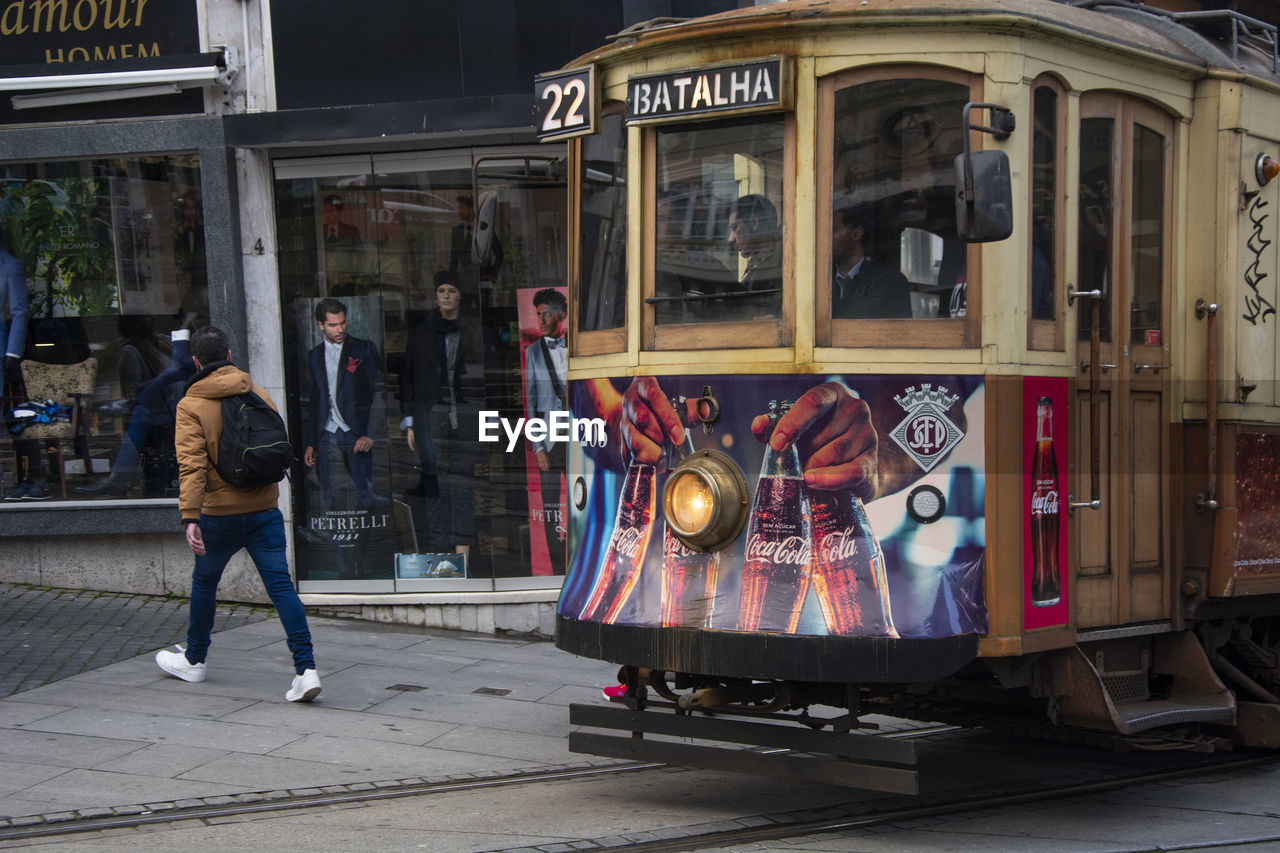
[0,583,274,698]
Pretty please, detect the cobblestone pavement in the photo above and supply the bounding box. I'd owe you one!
[0,583,274,698]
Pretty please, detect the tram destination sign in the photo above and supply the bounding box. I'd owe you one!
[534,66,597,142]
[626,57,788,125]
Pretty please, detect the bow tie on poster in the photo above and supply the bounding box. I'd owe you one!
[544,337,565,349]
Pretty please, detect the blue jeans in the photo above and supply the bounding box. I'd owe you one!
[186,508,316,674]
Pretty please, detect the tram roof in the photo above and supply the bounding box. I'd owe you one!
[579,0,1278,83]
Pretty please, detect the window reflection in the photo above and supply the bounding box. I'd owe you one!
[830,78,969,320]
[654,118,784,326]
[0,156,206,503]
[1131,124,1164,344]
[1031,85,1058,323]
[1078,118,1114,342]
[275,152,569,587]
[579,112,626,333]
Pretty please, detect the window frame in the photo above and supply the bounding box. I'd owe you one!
[641,113,796,352]
[816,64,982,349]
[571,103,628,357]
[1028,74,1068,352]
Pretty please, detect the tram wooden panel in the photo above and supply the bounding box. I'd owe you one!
[1128,390,1169,622]
[1129,392,1164,570]
[1074,388,1114,629]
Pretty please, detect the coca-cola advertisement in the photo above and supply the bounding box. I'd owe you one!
[1023,377,1069,629]
[559,374,987,638]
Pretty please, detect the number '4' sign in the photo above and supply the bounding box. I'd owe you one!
[534,66,596,142]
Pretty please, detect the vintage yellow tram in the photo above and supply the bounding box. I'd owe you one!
[538,0,1280,791]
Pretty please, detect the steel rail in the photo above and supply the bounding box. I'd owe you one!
[0,724,959,842]
[566,751,1280,853]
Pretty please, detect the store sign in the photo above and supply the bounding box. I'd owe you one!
[534,66,596,142]
[625,57,786,125]
[0,0,199,67]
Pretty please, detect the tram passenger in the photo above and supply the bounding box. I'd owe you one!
[831,204,913,320]
[727,194,782,321]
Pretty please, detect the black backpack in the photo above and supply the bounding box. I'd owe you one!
[215,391,293,488]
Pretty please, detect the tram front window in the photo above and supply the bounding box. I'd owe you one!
[829,77,970,321]
[654,118,785,327]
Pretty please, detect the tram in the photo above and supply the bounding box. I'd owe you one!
[535,0,1280,792]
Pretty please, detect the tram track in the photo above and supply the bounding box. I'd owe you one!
[495,750,1280,853]
[0,722,958,843]
[0,725,1272,848]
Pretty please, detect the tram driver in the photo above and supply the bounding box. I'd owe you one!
[831,203,912,320]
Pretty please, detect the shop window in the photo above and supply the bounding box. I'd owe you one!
[274,147,569,591]
[818,67,980,348]
[1,156,207,503]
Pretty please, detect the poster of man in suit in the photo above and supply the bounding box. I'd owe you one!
[519,286,568,576]
[298,295,393,581]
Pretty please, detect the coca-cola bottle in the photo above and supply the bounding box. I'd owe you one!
[660,406,721,628]
[578,459,657,623]
[810,489,899,637]
[737,401,812,633]
[1030,396,1061,607]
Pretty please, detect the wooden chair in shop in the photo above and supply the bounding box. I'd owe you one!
[19,358,99,499]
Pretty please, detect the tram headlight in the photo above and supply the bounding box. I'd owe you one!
[662,449,749,553]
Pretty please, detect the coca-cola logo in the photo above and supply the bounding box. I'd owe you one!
[610,525,645,560]
[745,534,810,565]
[665,534,697,558]
[905,414,950,457]
[1031,489,1059,516]
[818,527,863,562]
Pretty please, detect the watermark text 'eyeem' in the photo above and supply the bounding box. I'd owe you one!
[478,411,606,452]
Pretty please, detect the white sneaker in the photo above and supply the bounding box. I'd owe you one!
[156,647,206,683]
[286,669,321,702]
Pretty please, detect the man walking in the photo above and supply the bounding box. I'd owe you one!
[155,326,320,702]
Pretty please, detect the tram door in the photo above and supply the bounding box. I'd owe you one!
[1072,94,1174,629]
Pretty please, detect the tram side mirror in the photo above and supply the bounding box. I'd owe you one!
[954,150,1013,243]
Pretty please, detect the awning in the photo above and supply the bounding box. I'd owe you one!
[0,50,236,110]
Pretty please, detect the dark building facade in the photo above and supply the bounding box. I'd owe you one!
[0,0,745,626]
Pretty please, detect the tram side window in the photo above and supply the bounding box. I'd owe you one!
[654,118,785,326]
[829,78,969,321]
[1031,84,1058,323]
[579,112,627,333]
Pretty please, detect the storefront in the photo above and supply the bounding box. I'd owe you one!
[0,0,744,625]
[272,148,570,594]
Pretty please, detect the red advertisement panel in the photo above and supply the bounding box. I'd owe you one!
[1234,431,1280,577]
[1023,377,1068,629]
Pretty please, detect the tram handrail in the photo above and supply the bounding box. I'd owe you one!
[1195,299,1220,512]
[1070,287,1104,515]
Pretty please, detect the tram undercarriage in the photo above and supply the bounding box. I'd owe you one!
[569,615,1280,792]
